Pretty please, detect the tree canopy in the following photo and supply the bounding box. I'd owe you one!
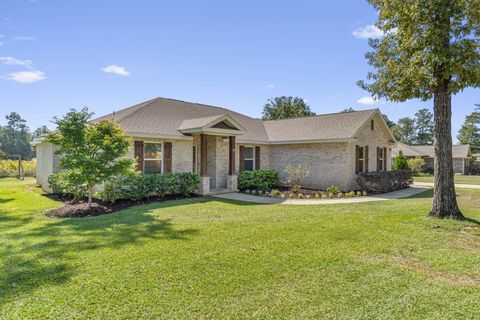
[262,97,315,120]
[457,103,480,153]
[358,0,479,220]
[48,108,133,207]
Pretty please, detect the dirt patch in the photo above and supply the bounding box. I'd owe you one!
[46,194,196,218]
[390,254,480,287]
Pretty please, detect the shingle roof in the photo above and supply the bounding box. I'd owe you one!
[263,109,377,142]
[94,97,386,143]
[393,142,471,158]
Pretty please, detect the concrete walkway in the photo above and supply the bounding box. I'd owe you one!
[413,182,480,189]
[212,187,430,205]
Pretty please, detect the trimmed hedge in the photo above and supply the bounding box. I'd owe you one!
[238,170,279,192]
[48,172,88,201]
[99,172,200,203]
[356,170,413,193]
[49,172,200,203]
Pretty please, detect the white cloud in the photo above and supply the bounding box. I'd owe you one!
[101,64,130,76]
[3,70,45,83]
[261,84,275,89]
[357,96,378,105]
[352,24,384,39]
[0,56,34,69]
[14,36,37,41]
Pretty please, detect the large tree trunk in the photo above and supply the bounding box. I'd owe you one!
[429,86,464,220]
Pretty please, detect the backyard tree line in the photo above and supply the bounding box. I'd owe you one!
[0,112,50,160]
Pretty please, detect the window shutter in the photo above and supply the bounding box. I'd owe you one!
[365,145,369,172]
[164,142,172,173]
[383,147,387,171]
[255,146,260,170]
[239,146,245,172]
[134,141,144,172]
[377,147,380,171]
[355,145,360,173]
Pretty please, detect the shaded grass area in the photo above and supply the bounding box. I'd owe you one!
[1,178,480,319]
[414,175,480,185]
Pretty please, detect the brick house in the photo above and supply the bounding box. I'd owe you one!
[392,142,472,174]
[35,97,396,194]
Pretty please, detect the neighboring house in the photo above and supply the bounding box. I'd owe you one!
[34,97,396,194]
[392,142,472,174]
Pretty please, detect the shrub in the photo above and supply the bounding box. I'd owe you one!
[468,161,480,175]
[356,170,413,193]
[356,191,362,197]
[337,192,344,198]
[362,191,368,196]
[99,172,200,203]
[298,193,305,199]
[285,164,308,192]
[348,191,356,197]
[0,160,36,177]
[270,189,281,197]
[393,150,409,171]
[48,172,88,201]
[407,157,425,174]
[326,185,341,194]
[245,189,251,194]
[306,194,311,199]
[280,193,286,198]
[238,170,279,192]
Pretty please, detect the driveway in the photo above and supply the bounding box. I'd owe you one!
[413,182,480,189]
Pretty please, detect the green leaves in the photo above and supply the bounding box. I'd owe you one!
[359,0,480,101]
[262,96,315,120]
[47,107,134,190]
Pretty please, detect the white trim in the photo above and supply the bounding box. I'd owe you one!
[267,138,357,145]
[144,141,164,174]
[243,146,255,171]
[126,132,193,141]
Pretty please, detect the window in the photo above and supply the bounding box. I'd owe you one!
[244,147,255,171]
[371,119,374,130]
[378,147,384,171]
[358,146,365,173]
[144,143,163,173]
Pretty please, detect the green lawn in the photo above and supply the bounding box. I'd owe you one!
[1,178,480,319]
[414,175,480,185]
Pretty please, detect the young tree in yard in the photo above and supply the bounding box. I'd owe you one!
[393,150,409,171]
[358,0,480,220]
[48,108,133,208]
[458,104,480,153]
[262,96,315,120]
[414,109,434,145]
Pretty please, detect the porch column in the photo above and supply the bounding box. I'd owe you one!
[227,136,238,191]
[198,134,210,195]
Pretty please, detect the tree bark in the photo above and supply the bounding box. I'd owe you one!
[88,185,93,209]
[429,86,464,220]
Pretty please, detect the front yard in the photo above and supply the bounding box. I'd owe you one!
[1,178,480,319]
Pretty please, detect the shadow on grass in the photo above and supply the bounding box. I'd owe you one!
[0,197,213,302]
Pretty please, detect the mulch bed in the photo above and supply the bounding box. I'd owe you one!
[45,194,196,218]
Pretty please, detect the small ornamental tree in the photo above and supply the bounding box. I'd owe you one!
[48,108,133,208]
[358,0,480,220]
[393,150,409,171]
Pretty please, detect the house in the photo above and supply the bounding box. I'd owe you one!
[34,97,396,194]
[392,142,472,174]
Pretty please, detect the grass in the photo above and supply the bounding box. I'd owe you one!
[1,178,480,319]
[414,175,480,185]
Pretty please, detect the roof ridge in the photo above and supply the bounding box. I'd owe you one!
[115,97,162,122]
[261,108,378,122]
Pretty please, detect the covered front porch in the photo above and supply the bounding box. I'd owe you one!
[178,114,245,195]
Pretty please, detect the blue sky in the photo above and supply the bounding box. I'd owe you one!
[0,0,478,141]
